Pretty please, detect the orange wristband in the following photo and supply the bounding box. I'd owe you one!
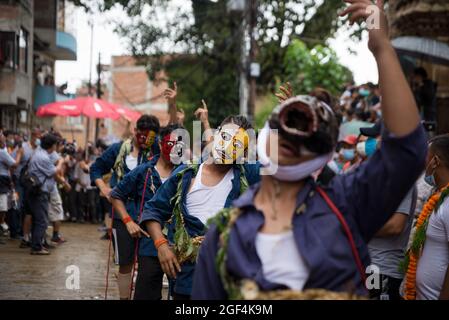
[154,238,168,250]
[122,216,132,224]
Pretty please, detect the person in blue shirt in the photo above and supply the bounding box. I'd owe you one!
[191,1,428,300]
[27,133,71,255]
[110,124,184,300]
[141,113,261,300]
[90,114,160,299]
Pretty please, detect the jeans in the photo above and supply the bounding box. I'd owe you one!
[29,192,50,251]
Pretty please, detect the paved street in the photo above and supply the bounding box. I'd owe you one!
[0,223,119,300]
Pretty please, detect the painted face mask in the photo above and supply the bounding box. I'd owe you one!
[161,134,177,162]
[212,127,249,164]
[135,130,156,151]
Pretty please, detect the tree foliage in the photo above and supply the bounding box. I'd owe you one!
[70,0,355,126]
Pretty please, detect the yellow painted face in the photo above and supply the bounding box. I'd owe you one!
[213,125,249,164]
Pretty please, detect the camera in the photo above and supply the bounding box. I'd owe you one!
[61,142,76,156]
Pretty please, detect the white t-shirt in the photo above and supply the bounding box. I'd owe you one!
[255,230,310,291]
[125,154,138,171]
[416,197,449,300]
[186,164,233,225]
[154,167,169,184]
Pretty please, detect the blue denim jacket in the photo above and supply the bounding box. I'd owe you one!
[90,141,159,220]
[191,124,428,299]
[110,155,172,257]
[140,162,261,295]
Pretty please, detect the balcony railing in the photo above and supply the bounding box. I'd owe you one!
[34,85,56,110]
[56,30,77,59]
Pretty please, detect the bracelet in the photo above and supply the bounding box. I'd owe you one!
[122,216,132,224]
[154,238,169,250]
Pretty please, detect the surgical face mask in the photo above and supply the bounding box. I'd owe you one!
[35,138,41,147]
[257,123,332,181]
[356,138,377,158]
[424,174,436,187]
[341,148,355,161]
[359,88,370,97]
[424,157,438,187]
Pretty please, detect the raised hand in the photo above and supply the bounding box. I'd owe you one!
[176,108,185,125]
[339,0,389,55]
[164,81,177,104]
[194,100,209,124]
[275,82,293,102]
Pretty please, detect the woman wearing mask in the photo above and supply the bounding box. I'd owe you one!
[191,0,427,299]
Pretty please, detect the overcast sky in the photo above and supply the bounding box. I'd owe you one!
[55,4,379,94]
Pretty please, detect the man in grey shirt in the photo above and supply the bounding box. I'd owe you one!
[27,133,69,255]
[368,187,417,300]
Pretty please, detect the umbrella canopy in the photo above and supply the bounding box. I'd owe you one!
[110,104,142,122]
[36,97,121,120]
[391,36,449,66]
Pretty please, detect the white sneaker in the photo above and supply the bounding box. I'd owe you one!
[0,223,9,232]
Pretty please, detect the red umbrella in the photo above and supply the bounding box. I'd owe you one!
[36,97,120,120]
[110,104,142,122]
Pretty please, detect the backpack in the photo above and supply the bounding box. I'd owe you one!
[19,157,45,195]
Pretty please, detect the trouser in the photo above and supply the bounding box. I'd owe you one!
[86,189,97,221]
[68,181,78,220]
[29,192,50,251]
[369,274,403,300]
[133,256,164,300]
[97,194,109,222]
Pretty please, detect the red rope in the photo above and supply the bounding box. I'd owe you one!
[128,169,152,299]
[315,187,367,285]
[105,207,115,300]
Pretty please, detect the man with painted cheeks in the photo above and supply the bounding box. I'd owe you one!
[140,107,260,300]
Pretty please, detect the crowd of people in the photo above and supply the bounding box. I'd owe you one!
[0,127,115,251]
[1,0,448,301]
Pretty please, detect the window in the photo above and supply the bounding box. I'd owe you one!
[0,28,28,72]
[0,31,16,69]
[18,28,29,73]
[67,116,83,126]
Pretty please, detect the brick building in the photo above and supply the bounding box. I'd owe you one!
[104,55,171,141]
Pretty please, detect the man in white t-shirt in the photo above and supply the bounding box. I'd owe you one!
[141,114,260,300]
[415,135,449,300]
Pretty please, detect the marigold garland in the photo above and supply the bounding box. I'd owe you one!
[403,183,449,300]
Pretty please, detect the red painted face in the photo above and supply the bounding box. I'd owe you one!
[135,130,156,150]
[161,134,177,162]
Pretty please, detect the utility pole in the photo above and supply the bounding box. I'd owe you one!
[85,19,94,157]
[95,52,102,142]
[239,1,249,119]
[247,0,258,125]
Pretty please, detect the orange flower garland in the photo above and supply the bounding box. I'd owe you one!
[404,183,449,300]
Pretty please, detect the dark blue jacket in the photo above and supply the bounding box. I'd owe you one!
[90,141,159,220]
[110,155,172,257]
[191,124,428,299]
[140,163,261,295]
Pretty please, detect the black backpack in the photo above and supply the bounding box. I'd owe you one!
[19,157,45,195]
